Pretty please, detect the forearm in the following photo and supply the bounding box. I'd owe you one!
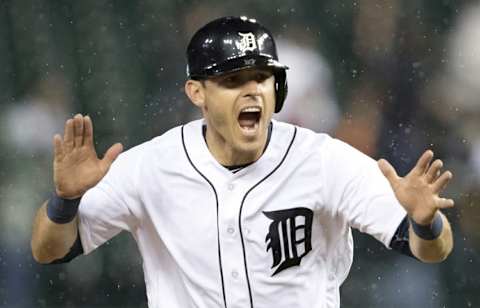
[31,201,79,264]
[409,213,453,263]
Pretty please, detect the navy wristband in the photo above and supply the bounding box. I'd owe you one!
[409,214,443,240]
[46,192,81,224]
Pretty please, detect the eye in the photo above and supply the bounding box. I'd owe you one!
[255,71,272,82]
[218,75,242,88]
[215,70,273,88]
[225,76,239,83]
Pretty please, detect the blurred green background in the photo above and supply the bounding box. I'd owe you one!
[1,0,479,307]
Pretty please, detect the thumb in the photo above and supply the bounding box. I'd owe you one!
[100,143,123,171]
[378,158,399,185]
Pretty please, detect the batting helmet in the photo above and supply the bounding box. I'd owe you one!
[186,16,289,113]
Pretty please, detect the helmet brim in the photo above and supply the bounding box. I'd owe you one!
[190,55,288,79]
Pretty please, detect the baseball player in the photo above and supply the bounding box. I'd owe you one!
[31,16,454,308]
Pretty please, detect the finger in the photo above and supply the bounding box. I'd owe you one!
[73,114,84,147]
[412,150,434,176]
[83,115,94,147]
[432,170,453,193]
[63,119,74,151]
[53,134,63,160]
[100,143,124,173]
[378,159,400,185]
[425,159,443,183]
[436,197,455,209]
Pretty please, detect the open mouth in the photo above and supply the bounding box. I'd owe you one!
[238,106,262,132]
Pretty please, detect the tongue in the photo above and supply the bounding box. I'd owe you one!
[238,113,258,128]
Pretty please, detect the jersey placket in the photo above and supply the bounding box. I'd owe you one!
[217,179,252,308]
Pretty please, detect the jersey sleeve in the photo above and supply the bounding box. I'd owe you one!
[322,137,407,247]
[78,148,142,255]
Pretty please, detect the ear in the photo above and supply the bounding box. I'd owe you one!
[185,80,205,108]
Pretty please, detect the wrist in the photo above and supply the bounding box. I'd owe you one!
[47,191,81,224]
[409,213,443,240]
[55,188,83,200]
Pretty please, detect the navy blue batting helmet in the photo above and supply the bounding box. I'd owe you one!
[186,16,288,113]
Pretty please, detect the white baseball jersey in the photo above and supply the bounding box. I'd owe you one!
[78,119,406,308]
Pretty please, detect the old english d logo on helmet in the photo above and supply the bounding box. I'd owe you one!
[186,16,289,113]
[236,32,258,53]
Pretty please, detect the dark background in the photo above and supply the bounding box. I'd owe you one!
[1,1,479,307]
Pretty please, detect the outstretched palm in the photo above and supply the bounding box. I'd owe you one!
[378,150,454,225]
[53,114,123,199]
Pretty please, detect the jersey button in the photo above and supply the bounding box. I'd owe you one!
[231,270,239,278]
[227,183,235,191]
[227,227,235,235]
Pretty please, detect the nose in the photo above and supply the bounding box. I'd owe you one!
[242,80,262,99]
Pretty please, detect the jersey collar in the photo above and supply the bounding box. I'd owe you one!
[182,118,296,187]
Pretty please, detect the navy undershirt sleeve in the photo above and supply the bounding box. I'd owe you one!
[389,215,418,260]
[49,231,84,264]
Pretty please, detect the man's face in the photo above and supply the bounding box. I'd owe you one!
[200,68,276,154]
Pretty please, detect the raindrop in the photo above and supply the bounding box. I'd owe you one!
[59,272,66,281]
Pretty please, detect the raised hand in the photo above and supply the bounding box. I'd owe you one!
[378,150,454,225]
[53,114,123,199]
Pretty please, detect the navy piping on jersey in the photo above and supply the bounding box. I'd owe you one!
[238,125,298,308]
[181,126,228,308]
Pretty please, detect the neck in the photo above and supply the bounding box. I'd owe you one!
[204,126,267,166]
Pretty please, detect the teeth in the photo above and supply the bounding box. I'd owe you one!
[241,106,261,113]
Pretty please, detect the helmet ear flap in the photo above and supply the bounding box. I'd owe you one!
[274,70,288,113]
